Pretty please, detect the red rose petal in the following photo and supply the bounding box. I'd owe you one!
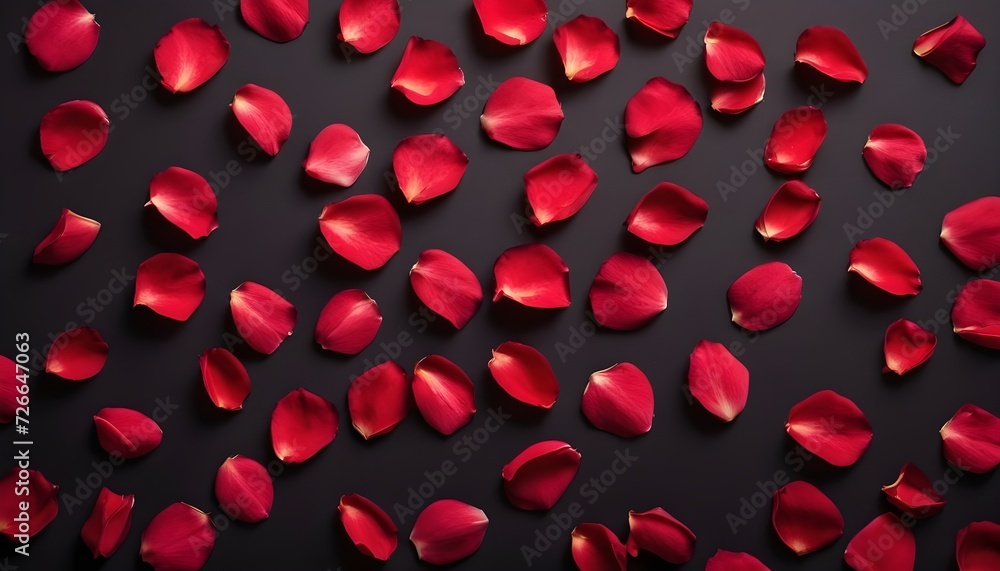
[412,355,476,435]
[706,550,770,571]
[589,252,667,330]
[771,481,844,555]
[493,244,571,308]
[883,319,936,375]
[704,22,766,82]
[941,196,1000,271]
[0,356,18,423]
[0,468,58,540]
[339,494,398,561]
[626,507,696,564]
[941,404,1000,473]
[303,123,370,186]
[625,77,702,172]
[215,455,272,523]
[147,167,219,239]
[794,26,868,83]
[524,153,598,226]
[410,249,483,329]
[481,77,563,151]
[914,15,986,84]
[951,279,1000,349]
[199,348,251,411]
[844,513,915,571]
[319,194,401,270]
[488,341,559,408]
[786,389,873,467]
[139,503,215,571]
[25,0,99,72]
[270,388,338,463]
[881,463,946,519]
[502,441,581,510]
[688,340,749,422]
[626,182,708,246]
[134,253,206,321]
[625,0,692,38]
[581,362,654,437]
[863,124,927,189]
[956,521,1000,571]
[338,0,400,54]
[392,134,468,204]
[764,106,827,174]
[81,487,133,558]
[553,15,620,82]
[40,99,109,171]
[727,262,802,331]
[154,18,229,93]
[472,0,547,46]
[572,523,627,571]
[240,0,308,42]
[32,208,100,265]
[230,282,297,355]
[391,37,464,105]
[755,181,821,242]
[348,361,410,439]
[231,84,292,156]
[94,407,162,459]
[45,326,108,380]
[315,290,381,355]
[410,499,488,565]
[848,237,922,296]
[710,73,766,114]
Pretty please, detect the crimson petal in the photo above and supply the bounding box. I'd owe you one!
[488,341,559,408]
[764,106,827,173]
[25,0,99,71]
[215,455,272,523]
[339,494,398,560]
[46,326,108,380]
[391,37,464,105]
[727,262,802,331]
[81,487,133,558]
[626,507,696,564]
[502,441,581,510]
[706,550,770,570]
[795,26,868,83]
[231,84,292,156]
[572,523,627,571]
[914,16,986,84]
[941,196,1000,271]
[755,181,821,242]
[0,468,58,540]
[40,99,109,171]
[786,390,873,467]
[154,18,229,93]
[392,134,468,204]
[493,244,570,308]
[688,340,749,422]
[303,123,370,186]
[625,77,702,172]
[581,362,654,437]
[626,182,708,246]
[32,208,100,265]
[951,279,1000,349]
[848,237,922,296]
[481,77,563,151]
[199,348,251,411]
[338,0,400,54]
[410,499,488,565]
[844,513,915,571]
[147,167,218,239]
[230,282,297,354]
[589,252,667,330]
[956,521,1000,571]
[883,319,936,375]
[134,253,206,321]
[940,404,1000,473]
[554,15,620,82]
[524,153,598,226]
[881,462,946,519]
[241,0,308,42]
[270,388,338,463]
[348,361,410,439]
[704,22,766,82]
[710,73,766,114]
[771,481,843,555]
[319,194,401,270]
[412,355,476,435]
[0,356,17,423]
[863,124,926,189]
[410,249,483,329]
[625,0,692,38]
[473,0,547,46]
[139,503,215,571]
[315,290,381,355]
[94,407,162,459]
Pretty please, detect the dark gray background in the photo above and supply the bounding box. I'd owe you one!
[2,0,998,569]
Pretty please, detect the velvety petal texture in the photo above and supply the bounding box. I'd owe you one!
[473,0,547,46]
[412,355,476,435]
[524,153,598,226]
[572,523,627,571]
[231,84,292,156]
[881,463,946,518]
[304,123,370,186]
[941,196,1000,271]
[727,262,802,331]
[493,244,570,308]
[688,340,749,422]
[589,252,667,330]
[626,508,696,564]
[951,279,1000,349]
[315,289,382,355]
[199,348,251,411]
[940,404,1000,473]
[704,22,766,82]
[913,15,986,84]
[215,455,272,523]
[794,26,868,83]
[25,0,99,71]
[409,500,488,565]
[319,194,401,270]
[956,521,1000,571]
[32,208,101,265]
[271,388,338,463]
[883,319,936,375]
[241,0,308,42]
[771,481,844,555]
[553,15,620,82]
[154,18,229,93]
[844,513,916,571]
[230,282,297,354]
[625,0,692,38]
[755,181,821,242]
[0,468,58,540]
[348,361,410,439]
[502,440,581,510]
[339,494,398,560]
[338,0,400,54]
[410,249,483,329]
[134,253,206,321]
[626,182,708,246]
[706,550,770,570]
[581,362,654,437]
[147,166,219,239]
[625,77,702,172]
[848,237,922,296]
[481,77,563,150]
[764,106,827,173]
[93,407,162,459]
[785,390,873,467]
[46,326,108,380]
[40,99,109,171]
[863,124,927,189]
[392,134,468,204]
[391,36,464,105]
[81,487,133,559]
[710,73,766,114]
[488,341,559,408]
[139,503,215,571]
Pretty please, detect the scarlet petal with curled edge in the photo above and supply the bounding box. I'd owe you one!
[786,390,873,467]
[572,523,627,571]
[764,106,826,174]
[625,0,692,38]
[473,0,547,46]
[795,26,868,83]
[410,499,488,565]
[147,167,218,239]
[845,514,916,571]
[33,208,100,265]
[81,487,133,558]
[755,181,821,242]
[348,361,410,439]
[772,481,843,555]
[706,550,771,571]
[393,134,468,204]
[304,124,370,187]
[941,404,1000,473]
[93,407,162,459]
[704,22,766,82]
[941,196,1000,271]
[848,237,922,296]
[626,508,696,564]
[589,252,667,330]
[40,100,109,171]
[46,326,108,380]
[140,503,215,571]
[488,341,559,408]
[863,124,927,189]
[493,244,571,309]
[199,348,251,411]
[727,262,802,331]
[502,441,581,510]
[154,18,229,93]
[410,249,483,329]
[914,15,986,85]
[241,0,308,42]
[134,253,206,321]
[215,456,273,523]
[881,462,946,518]
[25,0,99,72]
[710,73,766,114]
[339,494,398,561]
[270,388,338,463]
[481,77,563,151]
[525,153,598,226]
[338,0,400,54]
[319,195,401,270]
[957,521,1000,571]
[0,356,17,423]
[952,280,1000,349]
[315,290,381,355]
[883,319,936,375]
[554,15,620,82]
[626,182,708,246]
[625,77,702,172]
[391,37,464,105]
[230,282,297,355]
[0,468,58,540]
[688,340,749,422]
[581,363,654,437]
[231,84,292,156]
[412,355,476,435]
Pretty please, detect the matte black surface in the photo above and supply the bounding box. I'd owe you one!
[2,1,999,569]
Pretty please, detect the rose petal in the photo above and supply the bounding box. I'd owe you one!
[626,182,708,246]
[493,244,571,308]
[848,237,922,296]
[844,513,916,571]
[39,99,109,171]
[625,0,692,38]
[270,388,338,463]
[554,15,620,82]
[625,77,702,172]
[941,196,1000,271]
[881,463,946,519]
[134,253,206,321]
[0,356,18,424]
[230,282,297,355]
[795,26,868,83]
[154,18,229,93]
[785,389,873,467]
[392,134,468,204]
[481,77,563,151]
[941,404,1000,473]
[338,0,400,54]
[581,362,654,437]
[409,499,488,565]
[951,279,1000,349]
[710,73,766,114]
[81,487,133,558]
[706,550,770,570]
[318,194,401,270]
[199,348,250,411]
[314,290,381,355]
[412,355,476,435]
[704,22,766,82]
[914,15,986,84]
[0,468,58,540]
[502,441,581,510]
[25,0,99,71]
[240,0,308,42]
[589,252,667,330]
[956,521,1000,571]
[727,262,802,331]
[883,319,936,375]
[771,481,844,555]
[524,153,598,226]
[572,523,627,571]
[231,84,292,156]
[688,340,749,422]
[303,123,369,186]
[410,249,483,329]
[391,37,464,105]
[764,106,827,174]
[488,341,559,408]
[147,167,219,239]
[626,507,696,564]
[32,208,101,265]
[755,181,821,242]
[94,407,162,459]
[863,124,926,189]
[472,0,547,46]
[139,503,215,571]
[339,494,398,560]
[348,361,410,439]
[215,455,272,523]
[45,326,108,380]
